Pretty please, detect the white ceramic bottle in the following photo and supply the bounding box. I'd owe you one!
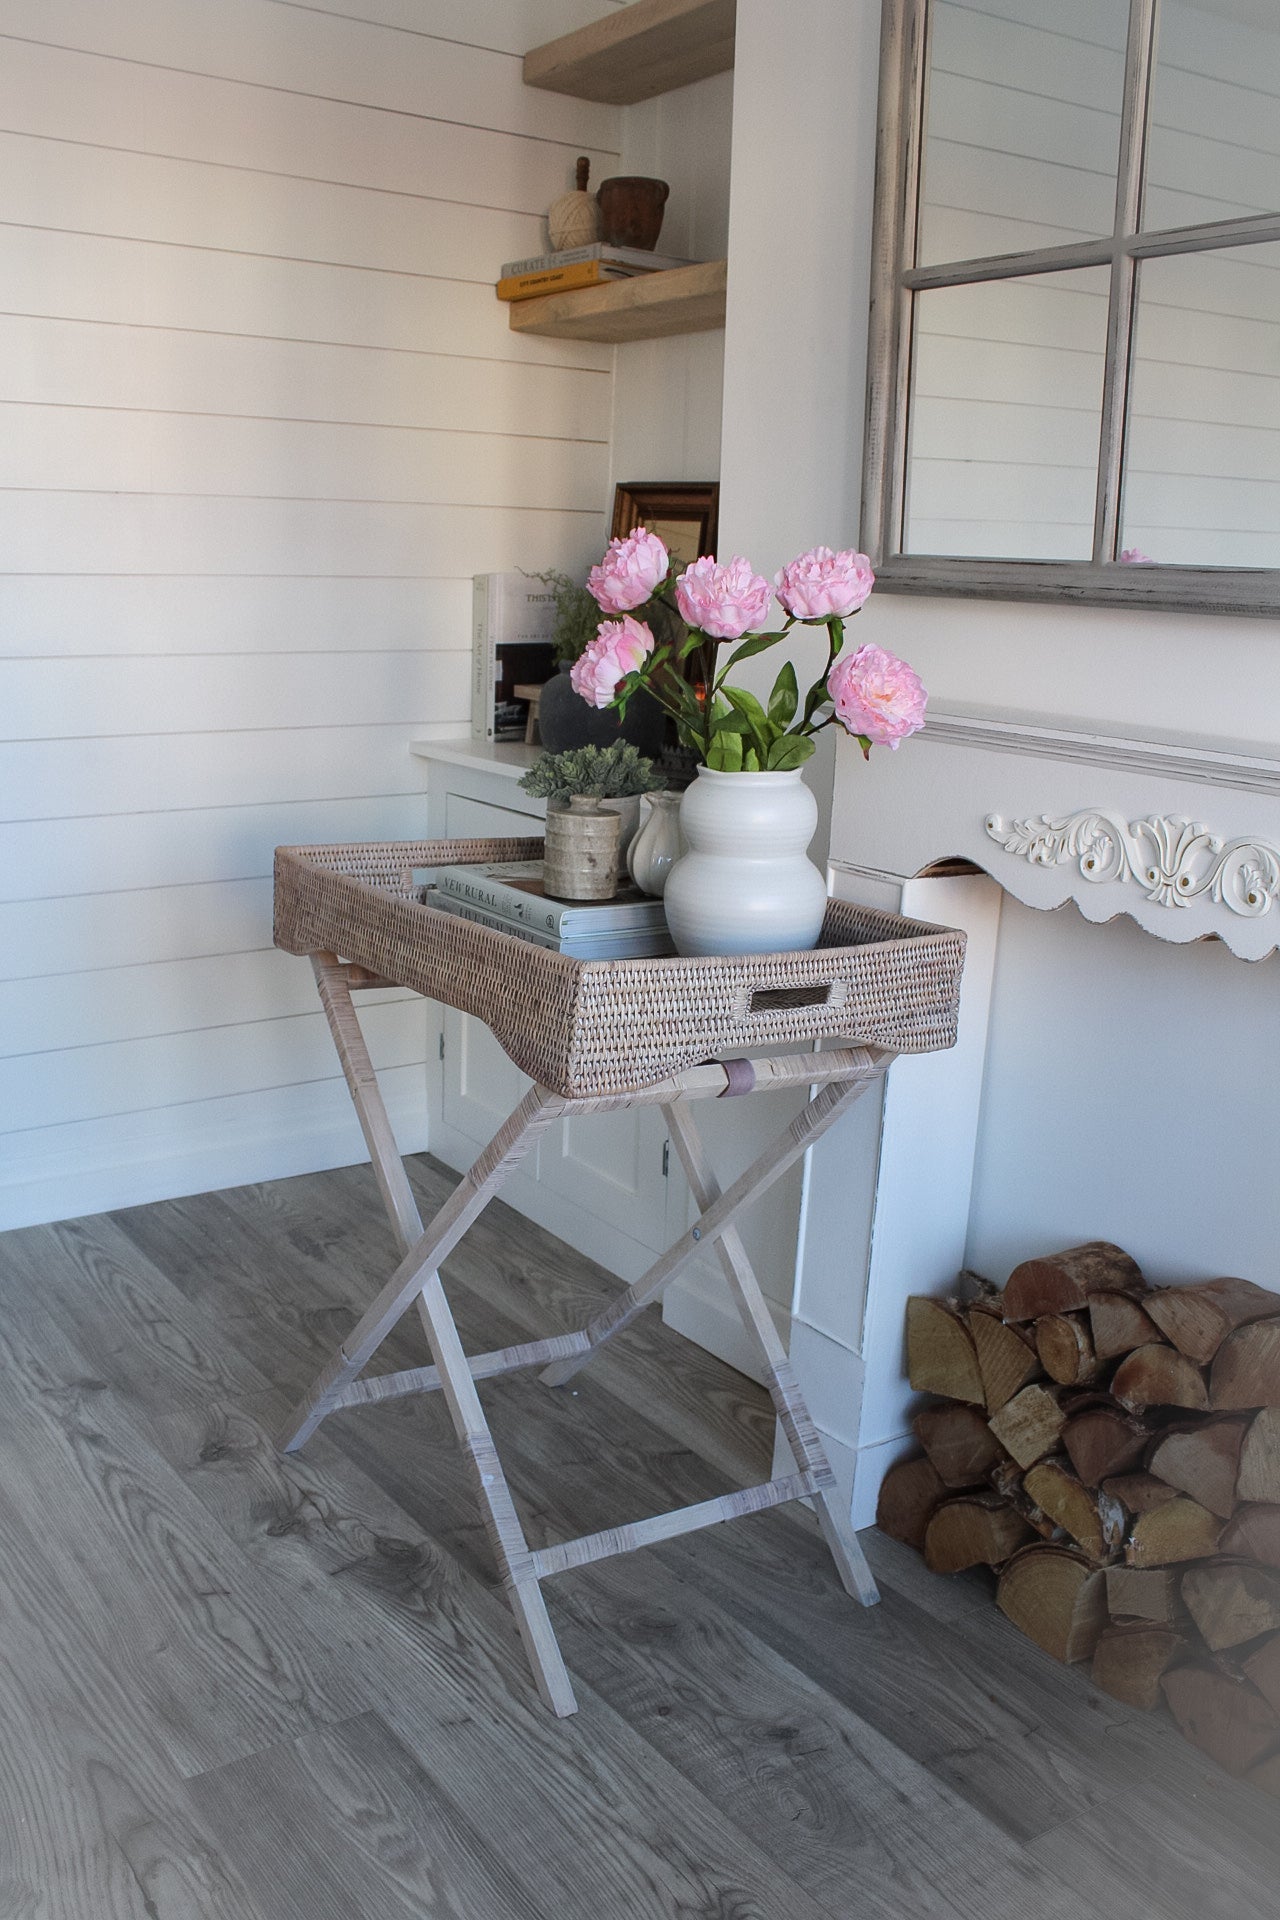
[662,767,827,956]
[626,791,684,896]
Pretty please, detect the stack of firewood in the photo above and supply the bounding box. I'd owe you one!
[878,1242,1280,1793]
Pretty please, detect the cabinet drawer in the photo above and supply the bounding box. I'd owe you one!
[443,792,543,839]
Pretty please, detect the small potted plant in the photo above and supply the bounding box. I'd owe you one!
[519,742,664,865]
[530,570,665,755]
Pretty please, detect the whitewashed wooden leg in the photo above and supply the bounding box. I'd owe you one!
[310,952,423,1255]
[542,1073,883,1389]
[414,1266,577,1716]
[278,1082,563,1452]
[664,1101,880,1606]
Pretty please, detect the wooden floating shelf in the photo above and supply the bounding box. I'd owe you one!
[506,259,727,343]
[523,0,735,106]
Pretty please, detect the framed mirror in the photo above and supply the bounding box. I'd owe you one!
[862,0,1280,615]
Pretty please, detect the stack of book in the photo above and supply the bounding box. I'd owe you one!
[496,243,696,303]
[432,859,673,959]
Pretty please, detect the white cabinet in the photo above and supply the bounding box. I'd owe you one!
[416,741,677,1282]
[411,739,796,1379]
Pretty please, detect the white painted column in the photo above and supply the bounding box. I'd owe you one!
[777,867,1002,1527]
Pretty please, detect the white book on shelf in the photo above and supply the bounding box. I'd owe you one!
[470,572,558,743]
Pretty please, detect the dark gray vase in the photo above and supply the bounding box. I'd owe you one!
[537,662,665,757]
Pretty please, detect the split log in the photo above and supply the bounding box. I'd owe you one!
[987,1458,1058,1539]
[1245,1750,1280,1801]
[996,1542,1109,1663]
[875,1455,947,1551]
[1024,1459,1124,1561]
[1062,1405,1149,1487]
[988,1383,1065,1469]
[1182,1562,1280,1652]
[1147,1417,1250,1519]
[1112,1344,1208,1414]
[923,1493,1036,1573]
[1238,1408,1280,1504]
[906,1296,984,1404]
[968,1303,1040,1413]
[1092,1623,1188,1710]
[1162,1664,1280,1775]
[913,1403,1006,1488]
[1089,1289,1163,1361]
[1035,1313,1102,1388]
[1242,1633,1280,1715]
[1219,1504,1280,1571]
[1105,1564,1181,1625]
[1102,1471,1180,1516]
[1144,1277,1280,1367]
[1002,1242,1143,1323]
[1125,1496,1222,1567]
[1213,1321,1280,1410]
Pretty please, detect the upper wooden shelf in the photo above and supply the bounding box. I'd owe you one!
[523,0,735,105]
[506,259,727,342]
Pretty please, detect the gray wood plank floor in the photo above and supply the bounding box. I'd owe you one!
[0,1155,1275,1920]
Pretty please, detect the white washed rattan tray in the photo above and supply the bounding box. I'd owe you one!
[274,837,966,1101]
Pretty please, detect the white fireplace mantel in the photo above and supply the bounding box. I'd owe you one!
[790,706,1280,1527]
[843,707,1280,961]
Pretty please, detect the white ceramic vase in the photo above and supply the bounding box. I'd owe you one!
[662,767,827,956]
[626,791,683,896]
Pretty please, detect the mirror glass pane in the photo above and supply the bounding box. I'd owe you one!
[1121,243,1280,568]
[1144,1,1280,231]
[917,0,1127,266]
[903,267,1110,559]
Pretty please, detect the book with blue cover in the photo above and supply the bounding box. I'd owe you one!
[434,894,674,959]
[434,859,666,938]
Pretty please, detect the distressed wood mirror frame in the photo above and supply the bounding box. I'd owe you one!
[862,0,1280,617]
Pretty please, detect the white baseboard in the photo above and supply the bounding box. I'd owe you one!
[0,1073,429,1232]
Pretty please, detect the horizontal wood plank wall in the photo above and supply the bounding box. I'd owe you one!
[908,0,1280,566]
[0,0,623,1230]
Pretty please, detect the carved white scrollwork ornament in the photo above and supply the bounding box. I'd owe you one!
[984,809,1280,918]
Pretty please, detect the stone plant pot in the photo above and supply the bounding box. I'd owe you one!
[543,796,621,901]
[662,767,827,956]
[537,662,665,758]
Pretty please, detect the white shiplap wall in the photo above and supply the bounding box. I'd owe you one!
[0,0,624,1229]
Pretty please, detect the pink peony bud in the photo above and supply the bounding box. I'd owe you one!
[587,526,670,613]
[827,643,927,750]
[775,545,875,620]
[674,555,772,639]
[570,615,655,709]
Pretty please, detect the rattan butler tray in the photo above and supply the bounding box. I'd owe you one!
[274,837,967,1715]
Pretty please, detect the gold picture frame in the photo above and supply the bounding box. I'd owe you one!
[610,481,719,567]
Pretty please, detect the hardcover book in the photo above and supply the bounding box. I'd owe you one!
[499,243,697,278]
[495,260,639,302]
[435,860,666,936]
[471,573,557,743]
[434,895,674,959]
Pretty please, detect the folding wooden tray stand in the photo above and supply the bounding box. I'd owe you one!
[273,838,966,1716]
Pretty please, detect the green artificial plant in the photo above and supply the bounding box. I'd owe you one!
[518,742,665,807]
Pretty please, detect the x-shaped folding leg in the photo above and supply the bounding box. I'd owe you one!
[279,952,890,1714]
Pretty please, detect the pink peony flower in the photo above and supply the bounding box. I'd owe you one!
[775,545,875,620]
[587,526,670,612]
[1119,548,1155,565]
[675,555,772,639]
[570,615,654,709]
[827,644,927,750]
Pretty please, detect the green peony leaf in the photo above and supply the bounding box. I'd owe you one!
[768,660,798,727]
